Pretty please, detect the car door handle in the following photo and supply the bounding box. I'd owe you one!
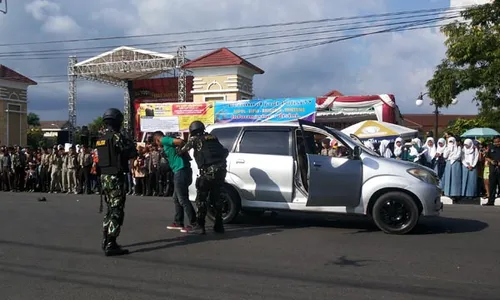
[236,159,245,164]
[313,162,321,167]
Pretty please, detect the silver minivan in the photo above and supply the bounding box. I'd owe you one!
[188,120,443,234]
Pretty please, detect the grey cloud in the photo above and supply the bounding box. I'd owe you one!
[4,0,473,126]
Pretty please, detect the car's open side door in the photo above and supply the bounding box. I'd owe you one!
[298,119,363,207]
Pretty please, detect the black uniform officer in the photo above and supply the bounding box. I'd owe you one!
[177,121,229,234]
[96,108,138,256]
[484,136,500,206]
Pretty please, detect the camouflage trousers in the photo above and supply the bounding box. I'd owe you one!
[101,174,126,238]
[195,165,226,225]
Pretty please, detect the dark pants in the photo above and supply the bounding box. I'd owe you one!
[14,166,25,191]
[488,171,500,204]
[1,169,10,191]
[195,167,226,225]
[148,168,161,196]
[79,167,91,194]
[40,166,49,192]
[160,166,174,197]
[135,177,146,195]
[173,168,196,226]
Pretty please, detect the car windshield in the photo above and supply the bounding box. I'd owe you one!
[325,126,381,157]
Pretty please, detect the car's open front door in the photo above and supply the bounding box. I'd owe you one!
[298,119,363,207]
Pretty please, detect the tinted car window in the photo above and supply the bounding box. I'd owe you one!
[238,130,290,156]
[210,127,241,151]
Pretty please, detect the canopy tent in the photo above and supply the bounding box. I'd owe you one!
[341,120,418,143]
[315,94,402,124]
[461,127,500,138]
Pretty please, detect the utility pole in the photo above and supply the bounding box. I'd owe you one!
[0,0,7,14]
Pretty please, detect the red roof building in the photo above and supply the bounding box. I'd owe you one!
[182,48,264,74]
[0,65,37,85]
[0,65,37,146]
[181,48,264,102]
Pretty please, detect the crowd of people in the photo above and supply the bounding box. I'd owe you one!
[346,134,498,204]
[2,131,499,206]
[0,143,174,197]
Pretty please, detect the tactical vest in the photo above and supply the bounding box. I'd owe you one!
[194,134,228,169]
[96,131,120,175]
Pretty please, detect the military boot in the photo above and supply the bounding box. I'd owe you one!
[104,238,129,256]
[189,218,206,235]
[213,216,224,233]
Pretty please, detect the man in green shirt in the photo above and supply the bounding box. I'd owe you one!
[153,131,197,233]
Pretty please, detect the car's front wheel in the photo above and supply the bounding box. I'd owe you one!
[372,191,420,234]
[207,185,241,224]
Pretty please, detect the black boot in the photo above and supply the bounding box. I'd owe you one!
[104,238,129,256]
[188,218,206,235]
[197,218,206,235]
[213,216,224,233]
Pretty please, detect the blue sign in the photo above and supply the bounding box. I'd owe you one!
[214,98,316,123]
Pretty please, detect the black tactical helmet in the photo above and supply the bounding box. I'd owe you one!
[102,108,124,123]
[189,120,205,135]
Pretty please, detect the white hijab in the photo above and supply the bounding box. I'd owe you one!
[379,140,393,158]
[444,137,461,163]
[364,140,375,151]
[436,138,446,154]
[461,138,478,167]
[394,137,403,157]
[409,138,422,157]
[423,137,437,162]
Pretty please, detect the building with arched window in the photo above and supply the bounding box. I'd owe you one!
[0,65,37,146]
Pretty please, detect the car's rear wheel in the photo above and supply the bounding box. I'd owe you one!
[372,191,419,235]
[207,185,241,224]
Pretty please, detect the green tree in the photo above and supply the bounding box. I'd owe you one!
[88,117,105,135]
[27,128,45,149]
[426,1,500,112]
[27,112,40,127]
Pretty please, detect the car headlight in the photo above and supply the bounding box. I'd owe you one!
[407,168,438,185]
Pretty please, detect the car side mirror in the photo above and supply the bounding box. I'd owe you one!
[352,146,362,159]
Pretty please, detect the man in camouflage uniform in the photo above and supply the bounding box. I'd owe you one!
[177,120,229,234]
[96,108,138,256]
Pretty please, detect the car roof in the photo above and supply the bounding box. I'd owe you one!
[207,122,300,130]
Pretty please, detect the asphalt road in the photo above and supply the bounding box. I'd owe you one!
[0,192,499,300]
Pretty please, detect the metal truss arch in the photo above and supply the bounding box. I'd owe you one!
[67,46,187,140]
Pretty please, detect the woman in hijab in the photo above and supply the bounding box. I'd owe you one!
[393,137,404,160]
[434,138,447,189]
[461,138,479,198]
[423,137,437,168]
[378,139,393,158]
[363,140,375,151]
[442,136,462,201]
[408,138,425,164]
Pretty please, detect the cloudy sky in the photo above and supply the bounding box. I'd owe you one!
[0,0,490,125]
